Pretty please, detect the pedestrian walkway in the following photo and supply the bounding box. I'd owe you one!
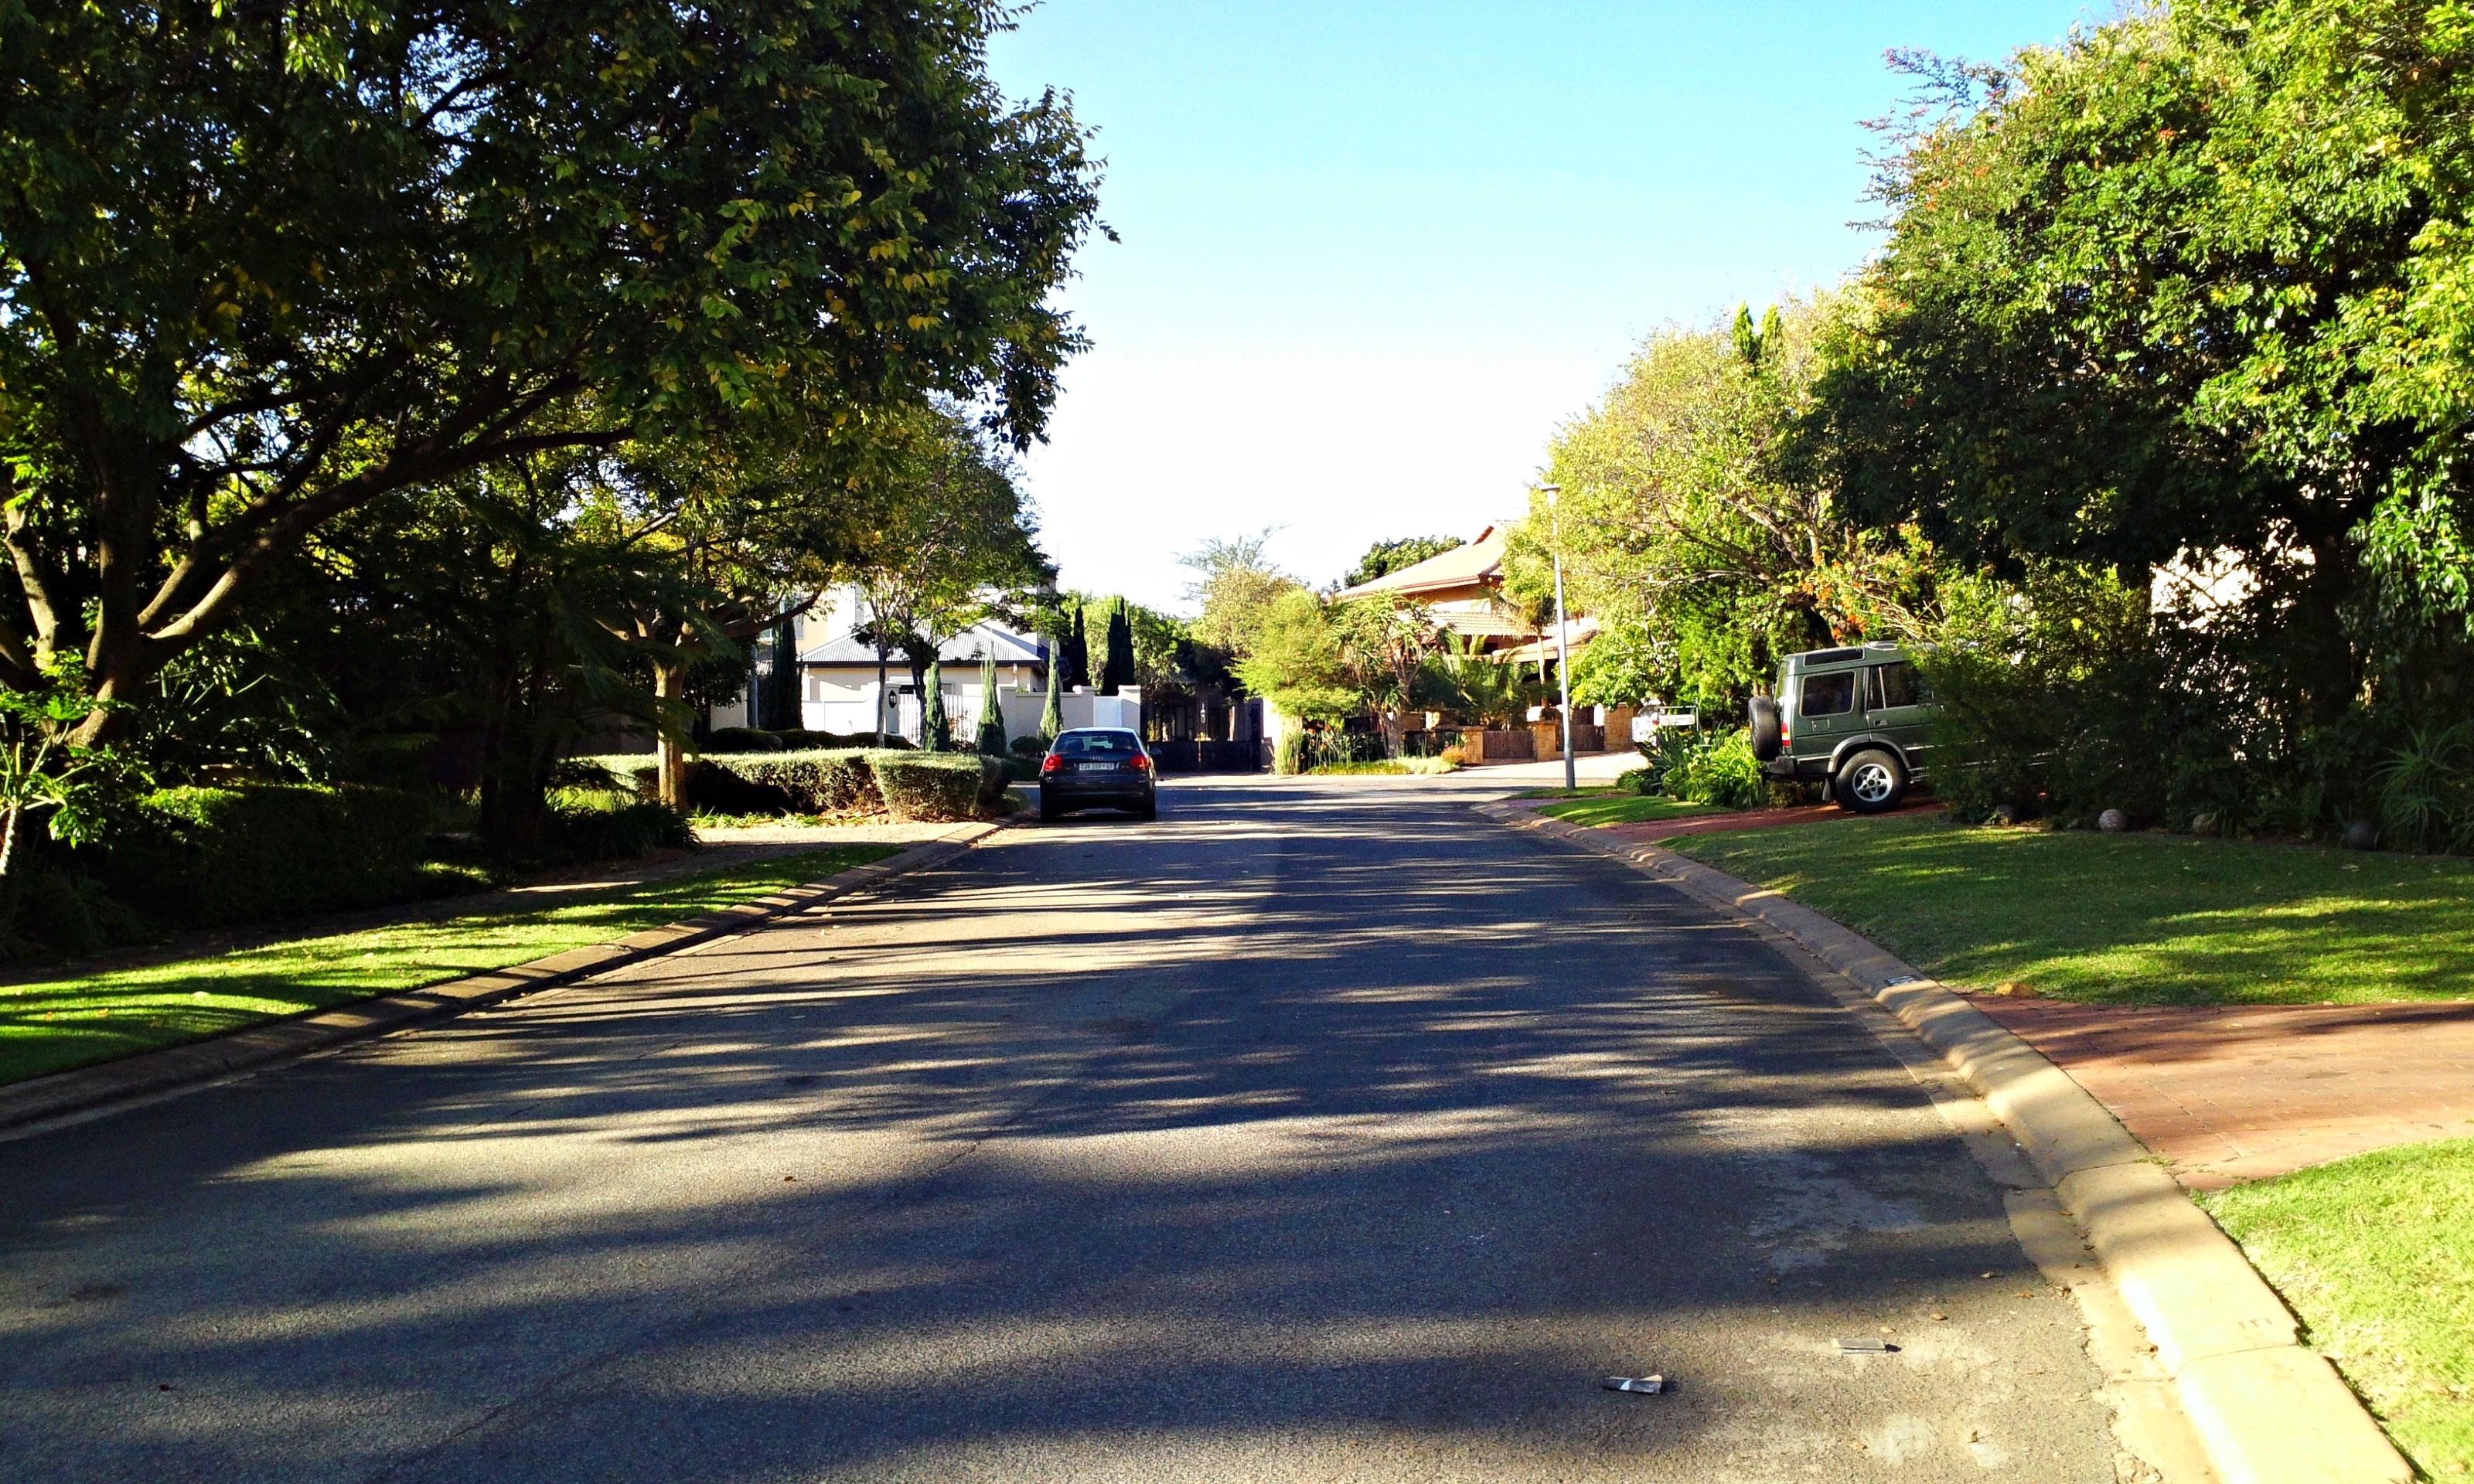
[1968,996,2474,1189]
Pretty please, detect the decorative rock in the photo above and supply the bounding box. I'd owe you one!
[2343,819,2380,852]
[1990,803,2020,826]
[2097,808,2129,833]
[2190,812,2218,836]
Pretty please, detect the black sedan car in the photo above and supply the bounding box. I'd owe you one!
[1038,728,1158,822]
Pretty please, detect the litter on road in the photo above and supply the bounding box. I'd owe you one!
[1835,1336,1896,1353]
[1600,1374,1665,1394]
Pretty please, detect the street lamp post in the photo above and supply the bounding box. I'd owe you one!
[1539,484,1575,791]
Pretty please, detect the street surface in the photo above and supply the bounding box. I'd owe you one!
[3,774,2128,1482]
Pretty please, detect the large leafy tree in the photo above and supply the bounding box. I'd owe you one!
[1803,2,2474,727]
[1341,535,1460,589]
[1515,295,1932,710]
[0,0,1099,738]
[1180,530,1301,659]
[848,405,1048,742]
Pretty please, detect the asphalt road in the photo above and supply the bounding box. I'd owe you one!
[2,775,2123,1482]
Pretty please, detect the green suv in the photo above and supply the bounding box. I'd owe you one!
[1746,642,1936,813]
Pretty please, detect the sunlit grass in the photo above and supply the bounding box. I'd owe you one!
[0,846,895,1086]
[2202,1139,2474,1475]
[1531,794,1719,828]
[1665,815,2474,1006]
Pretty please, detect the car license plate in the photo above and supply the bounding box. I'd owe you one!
[1074,762,1114,772]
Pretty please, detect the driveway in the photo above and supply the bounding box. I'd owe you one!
[2,775,2128,1482]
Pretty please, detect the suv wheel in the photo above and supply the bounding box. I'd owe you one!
[1834,748,1907,814]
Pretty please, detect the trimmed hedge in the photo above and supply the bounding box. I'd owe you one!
[700,727,785,754]
[104,784,441,925]
[869,753,1004,822]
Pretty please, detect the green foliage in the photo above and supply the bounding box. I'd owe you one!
[1915,567,2177,826]
[1039,645,1065,737]
[541,800,697,861]
[1273,730,1309,776]
[1808,1,2474,759]
[1517,294,1934,713]
[2375,721,2474,855]
[1341,535,1460,589]
[1429,632,1539,727]
[691,749,899,815]
[1097,598,1135,696]
[921,659,952,751]
[1181,531,1304,662]
[1,0,1101,730]
[701,728,786,754]
[975,652,1008,755]
[1638,729,1767,809]
[103,785,442,925]
[1236,589,1358,723]
[867,752,1000,821]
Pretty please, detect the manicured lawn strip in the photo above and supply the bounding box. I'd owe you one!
[1663,815,2474,1006]
[2200,1139,2474,1476]
[1532,794,1718,828]
[0,845,897,1086]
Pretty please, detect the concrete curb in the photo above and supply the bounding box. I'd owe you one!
[1478,800,2412,1484]
[0,818,1019,1132]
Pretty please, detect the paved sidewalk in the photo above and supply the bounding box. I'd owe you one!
[1969,997,2474,1190]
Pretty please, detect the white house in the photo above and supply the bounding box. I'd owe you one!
[707,586,1138,744]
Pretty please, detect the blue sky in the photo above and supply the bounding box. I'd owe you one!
[984,2,2101,611]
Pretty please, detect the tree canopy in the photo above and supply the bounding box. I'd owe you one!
[0,0,1100,734]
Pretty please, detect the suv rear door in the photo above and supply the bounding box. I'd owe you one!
[1861,660,1933,770]
[1794,667,1860,761]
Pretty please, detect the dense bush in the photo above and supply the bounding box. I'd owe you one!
[1009,733,1050,760]
[869,753,1003,821]
[1274,730,1307,775]
[541,798,696,859]
[687,749,899,815]
[1638,728,1767,808]
[101,784,444,924]
[768,729,909,751]
[700,727,785,754]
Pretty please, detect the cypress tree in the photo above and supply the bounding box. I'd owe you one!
[1040,637,1065,739]
[1062,599,1089,689]
[921,659,951,750]
[1100,600,1134,696]
[975,651,1007,754]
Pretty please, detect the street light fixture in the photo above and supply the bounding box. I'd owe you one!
[1538,483,1575,791]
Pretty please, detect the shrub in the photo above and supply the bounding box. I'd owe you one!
[700,727,785,754]
[1640,728,1766,808]
[543,799,696,859]
[692,749,898,815]
[1009,733,1050,760]
[771,729,910,751]
[102,784,443,924]
[1439,744,1467,767]
[2375,720,2474,854]
[1275,730,1307,775]
[869,752,1002,821]
[1614,766,1657,796]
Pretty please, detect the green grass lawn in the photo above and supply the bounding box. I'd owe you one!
[2201,1139,2474,1476]
[1531,793,1719,828]
[0,844,895,1087]
[1664,814,2474,1006]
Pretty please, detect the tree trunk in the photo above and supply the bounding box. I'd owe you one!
[653,657,688,808]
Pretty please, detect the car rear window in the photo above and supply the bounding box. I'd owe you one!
[1800,672,1855,717]
[1055,731,1140,757]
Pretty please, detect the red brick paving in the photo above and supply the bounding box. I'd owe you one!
[1968,997,2474,1189]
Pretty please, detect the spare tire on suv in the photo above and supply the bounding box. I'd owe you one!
[1747,696,1782,762]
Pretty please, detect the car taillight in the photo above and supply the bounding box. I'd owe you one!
[1131,753,1152,771]
[1041,754,1062,774]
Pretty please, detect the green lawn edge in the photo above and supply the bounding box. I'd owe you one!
[0,844,898,1086]
[2200,1139,2474,1476]
[1662,814,2474,1006]
[1532,794,1719,828]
